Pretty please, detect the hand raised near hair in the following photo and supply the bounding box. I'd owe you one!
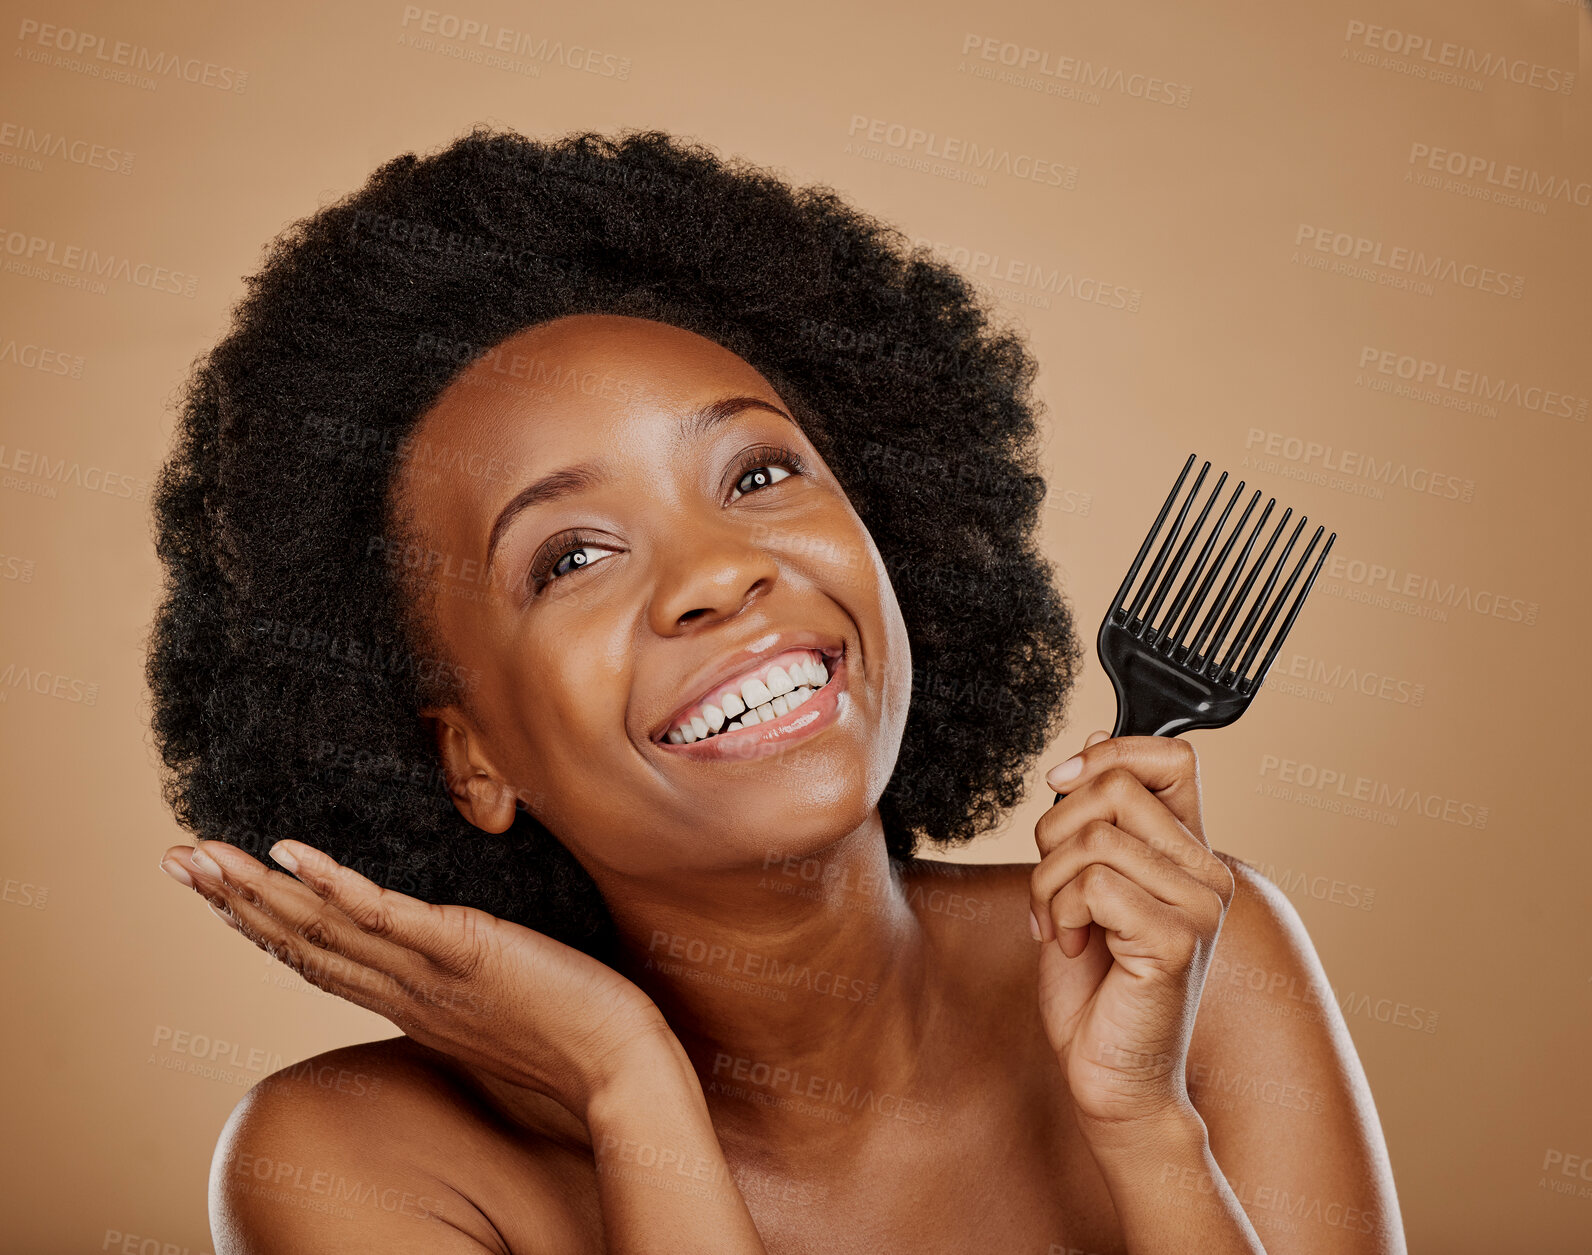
[159,838,668,1122]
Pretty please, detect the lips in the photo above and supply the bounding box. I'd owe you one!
[649,631,845,744]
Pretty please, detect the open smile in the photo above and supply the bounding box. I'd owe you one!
[654,644,848,761]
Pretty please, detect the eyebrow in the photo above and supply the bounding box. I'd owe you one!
[483,395,796,580]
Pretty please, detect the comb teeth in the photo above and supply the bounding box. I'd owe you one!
[1112,454,1336,692]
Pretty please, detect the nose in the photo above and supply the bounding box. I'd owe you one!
[647,515,780,634]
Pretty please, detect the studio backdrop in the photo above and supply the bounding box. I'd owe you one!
[0,1,1588,1252]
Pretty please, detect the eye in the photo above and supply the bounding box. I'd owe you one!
[728,444,808,502]
[526,530,619,598]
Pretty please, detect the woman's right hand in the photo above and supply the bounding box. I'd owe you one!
[160,837,668,1122]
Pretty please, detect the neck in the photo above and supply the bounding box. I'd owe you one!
[598,809,943,1148]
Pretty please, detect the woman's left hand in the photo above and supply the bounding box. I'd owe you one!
[1030,730,1236,1135]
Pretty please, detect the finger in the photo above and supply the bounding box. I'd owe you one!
[268,840,478,975]
[176,842,411,972]
[190,875,424,1026]
[1030,820,1226,948]
[1044,734,1205,842]
[1044,863,1204,974]
[178,848,396,999]
[1036,766,1227,892]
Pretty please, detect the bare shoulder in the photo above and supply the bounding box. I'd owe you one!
[1194,849,1356,1052]
[1188,852,1409,1252]
[210,1037,599,1255]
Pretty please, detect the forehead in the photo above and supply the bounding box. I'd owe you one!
[412,315,775,453]
[394,314,786,527]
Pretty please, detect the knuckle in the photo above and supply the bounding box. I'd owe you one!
[1173,928,1200,965]
[1078,819,1116,849]
[440,914,487,980]
[1080,863,1113,892]
[348,893,396,937]
[265,938,307,977]
[1099,766,1136,797]
[1213,861,1237,906]
[295,915,335,950]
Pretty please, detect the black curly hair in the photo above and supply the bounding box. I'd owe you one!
[144,124,1085,959]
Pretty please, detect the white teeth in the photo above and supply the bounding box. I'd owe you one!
[766,666,794,697]
[741,675,772,708]
[665,650,836,744]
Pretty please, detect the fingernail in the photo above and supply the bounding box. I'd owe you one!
[160,857,194,888]
[189,846,222,880]
[1029,909,1041,941]
[269,842,299,874]
[1047,756,1084,787]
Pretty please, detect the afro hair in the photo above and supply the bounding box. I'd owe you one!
[144,124,1085,959]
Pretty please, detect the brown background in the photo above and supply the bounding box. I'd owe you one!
[1,0,1588,1251]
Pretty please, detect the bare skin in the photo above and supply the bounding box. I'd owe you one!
[162,315,1406,1254]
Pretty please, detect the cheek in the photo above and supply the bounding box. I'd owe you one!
[491,642,630,796]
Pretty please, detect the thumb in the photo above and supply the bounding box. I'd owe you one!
[1084,729,1110,748]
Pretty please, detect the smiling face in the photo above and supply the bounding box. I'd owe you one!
[393,314,912,883]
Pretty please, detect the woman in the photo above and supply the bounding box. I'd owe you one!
[147,126,1405,1253]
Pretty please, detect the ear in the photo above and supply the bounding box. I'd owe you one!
[421,705,521,835]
